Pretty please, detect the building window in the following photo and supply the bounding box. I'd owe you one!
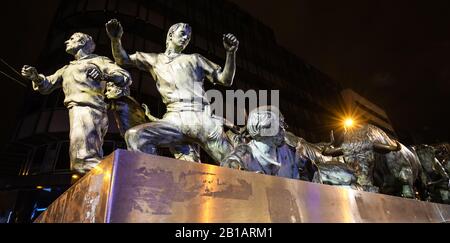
[76,0,88,11]
[35,111,52,134]
[107,0,118,12]
[195,35,208,51]
[29,145,48,175]
[97,28,110,47]
[134,35,145,52]
[18,113,39,139]
[54,141,70,171]
[121,33,134,50]
[354,101,391,124]
[148,8,165,29]
[138,4,148,21]
[144,40,162,53]
[45,91,59,109]
[117,0,138,16]
[86,0,107,11]
[48,110,69,133]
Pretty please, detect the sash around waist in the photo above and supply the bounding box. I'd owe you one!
[166,99,211,112]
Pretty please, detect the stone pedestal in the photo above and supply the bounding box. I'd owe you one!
[35,149,450,223]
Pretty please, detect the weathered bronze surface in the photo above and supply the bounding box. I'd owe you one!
[36,149,450,223]
[35,154,113,223]
[21,32,131,174]
[106,19,238,163]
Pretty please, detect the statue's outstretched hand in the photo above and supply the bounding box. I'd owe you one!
[223,33,239,52]
[21,65,39,82]
[106,19,123,39]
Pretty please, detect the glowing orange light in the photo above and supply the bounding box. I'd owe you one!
[72,174,80,180]
[344,118,354,128]
[36,186,43,189]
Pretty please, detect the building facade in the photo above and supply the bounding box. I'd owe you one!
[341,89,397,138]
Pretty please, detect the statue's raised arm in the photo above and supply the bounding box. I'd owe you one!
[21,65,42,83]
[216,33,239,86]
[106,19,133,66]
[21,64,65,95]
[116,21,237,164]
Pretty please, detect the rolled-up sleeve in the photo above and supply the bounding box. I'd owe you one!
[32,66,65,94]
[197,54,222,85]
[130,52,157,72]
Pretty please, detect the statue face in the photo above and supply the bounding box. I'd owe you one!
[260,122,286,147]
[64,34,85,55]
[247,106,287,147]
[170,25,191,51]
[273,127,286,146]
[267,111,286,146]
[257,127,285,147]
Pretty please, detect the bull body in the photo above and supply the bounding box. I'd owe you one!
[413,144,449,203]
[286,132,355,186]
[324,124,421,198]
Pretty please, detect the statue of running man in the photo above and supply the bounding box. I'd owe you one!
[106,19,239,163]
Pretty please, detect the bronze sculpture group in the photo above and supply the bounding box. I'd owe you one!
[21,19,450,204]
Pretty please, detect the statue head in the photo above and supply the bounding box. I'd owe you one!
[65,32,96,56]
[166,23,192,52]
[247,106,286,146]
[105,82,130,100]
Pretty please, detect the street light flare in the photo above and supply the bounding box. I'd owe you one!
[344,118,354,128]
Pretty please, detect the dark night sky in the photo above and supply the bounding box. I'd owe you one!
[1,0,450,145]
[232,0,450,143]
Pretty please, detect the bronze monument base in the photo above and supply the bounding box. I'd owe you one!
[35,149,450,223]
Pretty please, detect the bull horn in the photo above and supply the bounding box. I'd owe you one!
[426,178,446,187]
[329,130,335,145]
[373,141,401,153]
[322,147,344,157]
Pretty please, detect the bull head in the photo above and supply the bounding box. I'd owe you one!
[322,147,344,157]
[321,130,344,157]
[373,141,401,154]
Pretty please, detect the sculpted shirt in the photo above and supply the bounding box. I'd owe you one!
[131,52,221,112]
[33,54,131,112]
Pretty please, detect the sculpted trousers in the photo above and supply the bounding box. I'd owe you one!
[125,110,232,163]
[68,106,108,166]
[109,96,200,162]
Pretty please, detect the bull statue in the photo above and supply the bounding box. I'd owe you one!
[412,144,449,203]
[286,131,358,188]
[322,124,421,198]
[434,144,450,176]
